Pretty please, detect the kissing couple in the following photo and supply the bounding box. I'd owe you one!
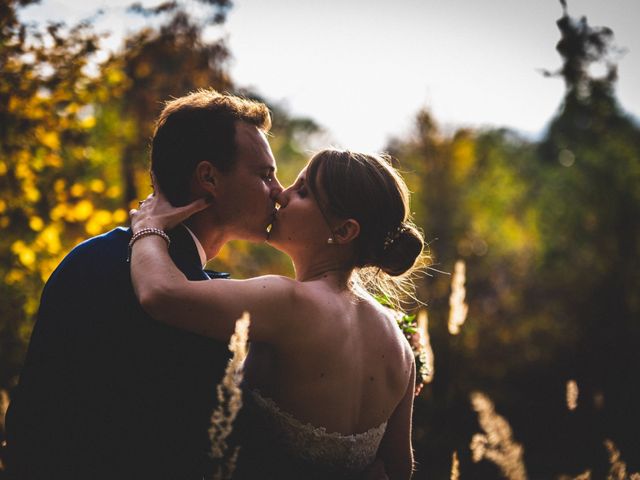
[5,89,424,479]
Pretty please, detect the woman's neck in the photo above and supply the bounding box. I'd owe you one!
[294,257,352,286]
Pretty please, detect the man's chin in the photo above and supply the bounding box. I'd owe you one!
[245,227,271,243]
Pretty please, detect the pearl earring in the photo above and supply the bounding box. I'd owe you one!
[327,237,335,245]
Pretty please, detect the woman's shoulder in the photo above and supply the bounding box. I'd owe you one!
[360,296,415,369]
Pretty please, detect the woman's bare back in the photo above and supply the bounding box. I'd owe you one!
[244,279,413,436]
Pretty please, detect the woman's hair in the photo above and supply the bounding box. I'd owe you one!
[151,89,271,206]
[306,149,427,306]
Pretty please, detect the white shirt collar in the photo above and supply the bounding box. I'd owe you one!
[181,223,207,267]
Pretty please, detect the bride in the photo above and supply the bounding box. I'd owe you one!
[129,149,424,479]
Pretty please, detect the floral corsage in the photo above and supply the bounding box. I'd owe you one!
[374,295,431,396]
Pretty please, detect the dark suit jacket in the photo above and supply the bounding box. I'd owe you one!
[5,226,231,479]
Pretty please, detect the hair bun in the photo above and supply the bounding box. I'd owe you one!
[377,224,424,276]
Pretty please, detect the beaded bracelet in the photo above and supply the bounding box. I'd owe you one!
[127,227,170,262]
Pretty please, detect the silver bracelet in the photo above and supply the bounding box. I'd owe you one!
[127,227,170,262]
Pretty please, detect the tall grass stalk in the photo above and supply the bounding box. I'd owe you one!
[209,312,250,480]
[604,439,640,480]
[0,389,8,472]
[448,260,468,335]
[469,391,527,480]
[450,451,460,480]
[566,379,579,411]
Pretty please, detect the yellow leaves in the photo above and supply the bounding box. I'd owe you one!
[54,179,66,193]
[15,160,33,180]
[37,224,62,255]
[80,116,96,129]
[90,179,106,193]
[38,257,60,283]
[65,102,80,115]
[11,241,36,269]
[50,203,68,221]
[0,199,6,214]
[4,269,25,285]
[44,153,63,168]
[0,161,7,175]
[72,199,94,221]
[29,216,44,231]
[106,67,125,85]
[23,184,41,202]
[70,183,86,197]
[7,95,21,113]
[35,128,61,151]
[24,297,39,316]
[112,208,127,224]
[85,209,112,236]
[106,185,121,199]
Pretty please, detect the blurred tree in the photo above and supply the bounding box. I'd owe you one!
[0,0,129,387]
[388,112,545,478]
[113,0,233,206]
[536,1,640,469]
[391,3,640,477]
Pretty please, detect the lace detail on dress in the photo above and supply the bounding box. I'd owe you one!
[250,390,387,475]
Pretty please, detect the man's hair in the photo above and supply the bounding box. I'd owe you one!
[151,89,271,205]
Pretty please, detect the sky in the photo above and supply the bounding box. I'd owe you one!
[19,0,640,152]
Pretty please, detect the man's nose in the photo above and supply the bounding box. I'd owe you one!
[274,186,290,208]
[269,177,285,204]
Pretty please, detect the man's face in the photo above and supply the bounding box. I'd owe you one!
[214,122,282,242]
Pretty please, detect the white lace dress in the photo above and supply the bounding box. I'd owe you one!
[249,390,387,478]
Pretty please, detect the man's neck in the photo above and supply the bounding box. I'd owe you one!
[183,217,227,262]
[181,224,207,267]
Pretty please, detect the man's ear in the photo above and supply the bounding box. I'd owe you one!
[333,219,360,245]
[194,161,220,196]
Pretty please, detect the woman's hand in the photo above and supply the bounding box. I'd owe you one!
[129,190,211,233]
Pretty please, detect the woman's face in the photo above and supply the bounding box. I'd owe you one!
[268,165,334,252]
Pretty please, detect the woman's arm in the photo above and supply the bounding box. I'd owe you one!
[131,233,296,344]
[128,192,297,344]
[377,359,416,480]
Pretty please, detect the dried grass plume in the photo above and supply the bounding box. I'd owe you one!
[469,391,527,480]
[450,451,460,480]
[209,312,250,480]
[448,260,469,335]
[566,379,579,411]
[604,438,640,480]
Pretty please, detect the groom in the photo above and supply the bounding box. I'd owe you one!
[4,89,283,479]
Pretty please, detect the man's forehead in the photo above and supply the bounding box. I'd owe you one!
[235,121,275,169]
